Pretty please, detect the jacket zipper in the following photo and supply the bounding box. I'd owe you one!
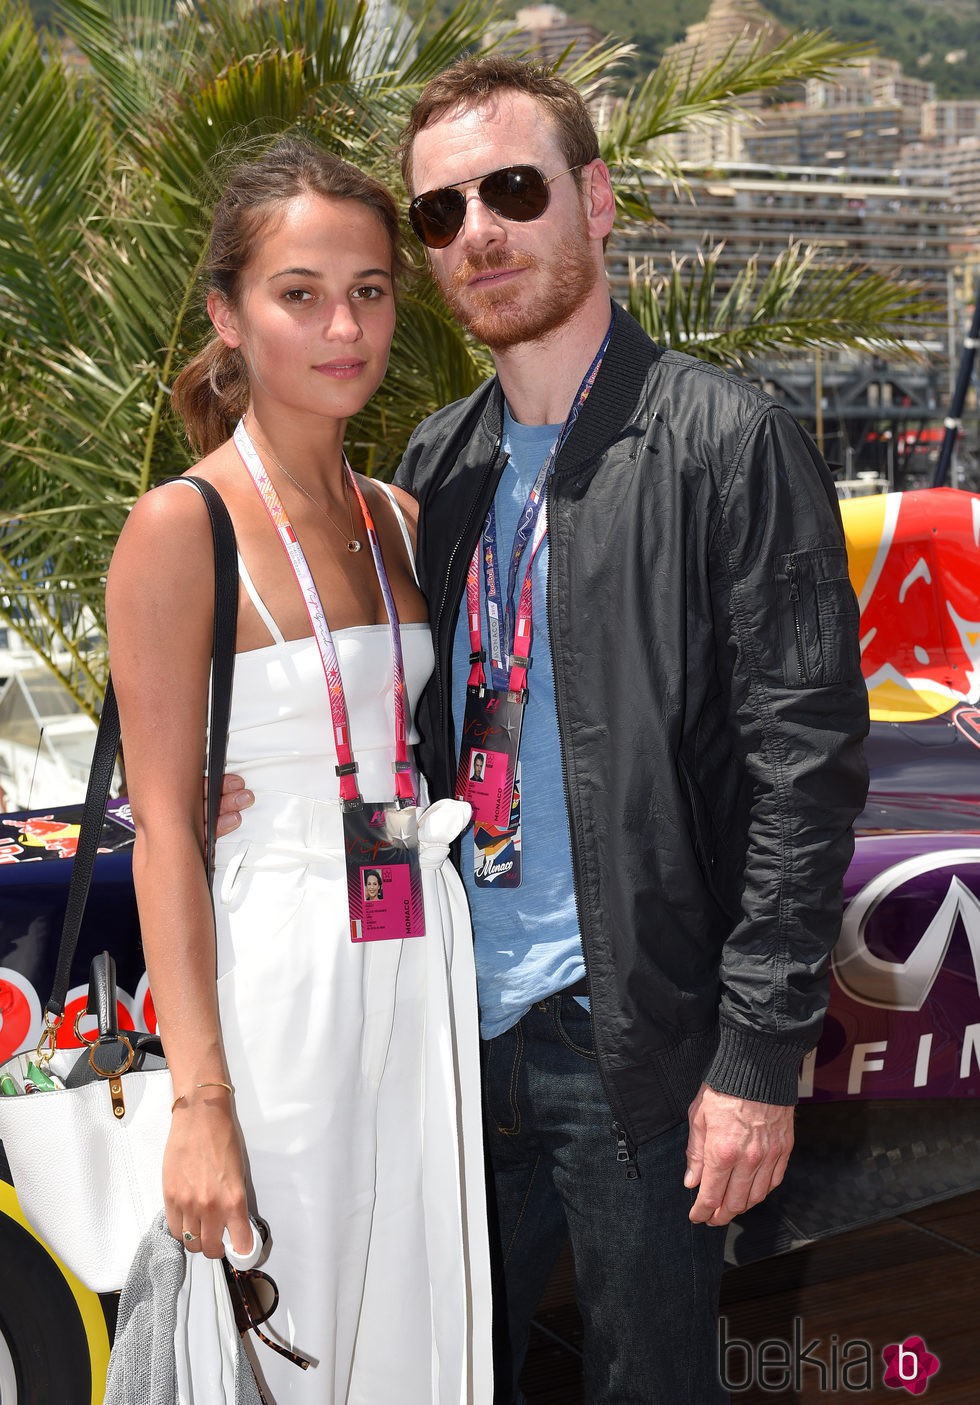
[613,1121,640,1180]
[786,558,806,686]
[546,471,639,1177]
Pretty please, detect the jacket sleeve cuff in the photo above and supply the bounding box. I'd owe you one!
[703,1022,811,1107]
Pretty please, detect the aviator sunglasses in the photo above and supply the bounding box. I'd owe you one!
[408,163,586,249]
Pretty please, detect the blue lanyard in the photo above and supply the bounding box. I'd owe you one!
[478,318,613,691]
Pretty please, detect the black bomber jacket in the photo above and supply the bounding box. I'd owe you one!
[395,303,870,1147]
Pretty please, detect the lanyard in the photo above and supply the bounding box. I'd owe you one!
[234,420,416,809]
[466,318,613,694]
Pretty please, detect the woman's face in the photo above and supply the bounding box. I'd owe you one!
[365,873,381,900]
[210,192,396,428]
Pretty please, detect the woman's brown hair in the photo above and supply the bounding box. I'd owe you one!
[171,137,403,457]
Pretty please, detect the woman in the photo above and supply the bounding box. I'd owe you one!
[106,138,491,1403]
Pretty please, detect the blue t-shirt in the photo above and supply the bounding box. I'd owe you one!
[452,408,586,1039]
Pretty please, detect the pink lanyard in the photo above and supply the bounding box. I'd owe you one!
[465,505,548,695]
[234,420,415,808]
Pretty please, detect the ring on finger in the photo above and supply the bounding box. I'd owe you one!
[182,1229,200,1244]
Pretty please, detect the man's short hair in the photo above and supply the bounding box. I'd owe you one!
[398,55,600,194]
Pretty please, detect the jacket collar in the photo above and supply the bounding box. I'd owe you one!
[552,301,662,476]
[471,302,660,478]
[454,302,661,484]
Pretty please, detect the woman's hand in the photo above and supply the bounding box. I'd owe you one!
[164,1089,253,1258]
[211,772,255,838]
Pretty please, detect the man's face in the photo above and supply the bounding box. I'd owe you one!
[473,755,484,779]
[408,92,604,352]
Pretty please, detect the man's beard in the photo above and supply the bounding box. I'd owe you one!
[440,230,597,352]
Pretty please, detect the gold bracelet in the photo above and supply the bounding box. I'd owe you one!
[171,1080,235,1114]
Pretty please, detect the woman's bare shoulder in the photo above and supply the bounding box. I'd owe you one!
[377,479,420,534]
[108,446,242,606]
[115,443,239,548]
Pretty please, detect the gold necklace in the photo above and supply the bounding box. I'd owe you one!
[245,415,362,553]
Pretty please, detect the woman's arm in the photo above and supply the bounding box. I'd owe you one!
[106,481,251,1257]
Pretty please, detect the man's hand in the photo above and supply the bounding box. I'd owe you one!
[685,1084,794,1226]
[209,773,254,838]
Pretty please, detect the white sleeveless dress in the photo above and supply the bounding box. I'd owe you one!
[188,490,492,1403]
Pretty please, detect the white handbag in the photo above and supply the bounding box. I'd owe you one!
[0,1044,174,1291]
[0,476,237,1293]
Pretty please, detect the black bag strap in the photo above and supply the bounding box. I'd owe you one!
[44,477,238,1020]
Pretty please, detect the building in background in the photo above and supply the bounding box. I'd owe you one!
[608,164,957,315]
[907,101,980,268]
[807,59,934,143]
[945,140,980,229]
[606,161,971,487]
[660,0,789,164]
[920,99,980,147]
[743,56,936,168]
[742,104,906,170]
[482,4,603,66]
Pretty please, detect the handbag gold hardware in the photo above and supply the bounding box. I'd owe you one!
[74,1009,97,1044]
[109,1077,126,1119]
[34,1012,64,1067]
[90,1033,136,1079]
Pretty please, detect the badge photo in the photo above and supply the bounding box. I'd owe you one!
[345,804,425,943]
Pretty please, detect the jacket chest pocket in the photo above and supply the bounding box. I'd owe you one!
[775,547,861,687]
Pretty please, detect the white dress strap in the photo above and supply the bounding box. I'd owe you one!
[237,553,286,646]
[374,481,420,588]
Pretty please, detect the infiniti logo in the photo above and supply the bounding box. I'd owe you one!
[833,850,980,1010]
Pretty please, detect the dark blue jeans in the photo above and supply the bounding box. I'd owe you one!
[482,993,728,1404]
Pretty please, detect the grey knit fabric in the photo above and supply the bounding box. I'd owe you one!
[104,1211,263,1405]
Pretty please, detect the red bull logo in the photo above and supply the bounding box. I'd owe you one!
[841,488,980,722]
[0,814,82,860]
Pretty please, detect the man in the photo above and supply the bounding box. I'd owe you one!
[394,56,868,1404]
[222,56,869,1402]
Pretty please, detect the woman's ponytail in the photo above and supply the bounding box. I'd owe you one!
[171,336,249,458]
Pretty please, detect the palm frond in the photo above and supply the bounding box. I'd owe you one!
[0,1,105,346]
[540,37,638,102]
[55,0,204,133]
[627,242,940,369]
[601,30,871,167]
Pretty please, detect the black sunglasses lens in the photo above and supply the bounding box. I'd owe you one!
[410,167,552,247]
[410,188,466,249]
[480,166,549,222]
